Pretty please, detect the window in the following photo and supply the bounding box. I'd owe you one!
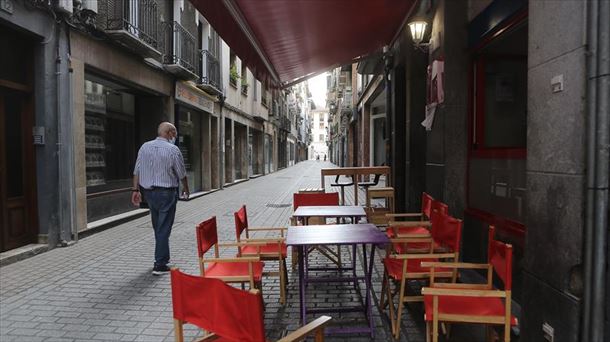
[319,134,324,142]
[319,122,324,129]
[468,21,527,225]
[241,63,248,95]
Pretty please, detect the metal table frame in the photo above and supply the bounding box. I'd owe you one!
[286,224,389,337]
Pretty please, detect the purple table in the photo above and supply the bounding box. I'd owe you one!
[292,205,367,225]
[286,224,389,337]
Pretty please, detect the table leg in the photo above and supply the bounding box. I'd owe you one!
[298,245,306,325]
[366,244,376,338]
[354,181,358,206]
[352,244,358,292]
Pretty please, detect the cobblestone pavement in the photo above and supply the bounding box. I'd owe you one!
[1,161,487,342]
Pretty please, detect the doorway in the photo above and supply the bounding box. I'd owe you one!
[0,88,38,252]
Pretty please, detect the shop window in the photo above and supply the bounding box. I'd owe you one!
[177,108,202,193]
[468,22,527,225]
[84,78,135,192]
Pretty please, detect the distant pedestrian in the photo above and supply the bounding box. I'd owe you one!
[316,154,320,161]
[131,122,189,275]
[324,154,327,161]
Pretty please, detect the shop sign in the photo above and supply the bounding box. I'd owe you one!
[175,81,215,113]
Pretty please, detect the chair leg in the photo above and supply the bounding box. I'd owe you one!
[385,275,397,336]
[394,278,407,339]
[279,258,286,305]
[380,270,388,310]
[292,247,298,272]
[173,319,184,342]
[340,187,345,205]
[426,322,431,342]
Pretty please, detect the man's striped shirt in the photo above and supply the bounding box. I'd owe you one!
[133,137,186,189]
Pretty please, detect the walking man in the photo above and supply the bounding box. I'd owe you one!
[131,122,189,275]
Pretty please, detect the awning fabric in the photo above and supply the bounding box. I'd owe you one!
[190,0,416,87]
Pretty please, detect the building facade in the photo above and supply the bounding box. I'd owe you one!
[0,0,310,254]
[329,0,609,339]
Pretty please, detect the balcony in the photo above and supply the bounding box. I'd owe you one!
[105,0,162,58]
[162,21,198,80]
[197,50,223,96]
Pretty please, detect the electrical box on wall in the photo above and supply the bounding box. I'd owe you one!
[33,126,45,146]
[55,0,73,14]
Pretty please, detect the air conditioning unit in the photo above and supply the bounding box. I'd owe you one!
[81,0,98,13]
[56,0,73,14]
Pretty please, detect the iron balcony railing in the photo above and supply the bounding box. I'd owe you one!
[106,0,160,51]
[163,21,197,75]
[199,50,222,92]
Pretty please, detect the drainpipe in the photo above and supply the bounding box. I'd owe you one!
[56,21,76,246]
[582,0,609,340]
[383,46,393,175]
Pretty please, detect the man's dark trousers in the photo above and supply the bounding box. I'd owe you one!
[142,188,178,268]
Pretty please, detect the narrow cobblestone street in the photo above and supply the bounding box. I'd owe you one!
[0,161,490,342]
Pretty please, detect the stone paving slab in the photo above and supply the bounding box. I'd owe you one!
[1,161,492,342]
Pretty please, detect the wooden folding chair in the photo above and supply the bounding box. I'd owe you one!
[171,268,332,342]
[421,226,518,342]
[196,216,264,291]
[380,212,463,339]
[235,205,288,304]
[291,192,342,270]
[385,193,443,235]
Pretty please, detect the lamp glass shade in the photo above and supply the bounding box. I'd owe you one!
[408,21,427,44]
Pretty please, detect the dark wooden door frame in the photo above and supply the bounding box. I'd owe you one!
[0,84,38,252]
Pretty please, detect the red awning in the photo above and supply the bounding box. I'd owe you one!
[191,0,416,87]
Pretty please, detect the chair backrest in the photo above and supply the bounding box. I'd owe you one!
[372,173,381,185]
[430,199,448,217]
[171,269,266,342]
[196,216,218,258]
[431,213,462,252]
[293,192,340,211]
[488,226,513,291]
[421,192,434,218]
[235,205,249,239]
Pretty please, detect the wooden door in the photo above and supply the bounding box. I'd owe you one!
[0,88,37,252]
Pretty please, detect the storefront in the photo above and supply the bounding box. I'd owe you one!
[174,81,217,195]
[84,73,166,222]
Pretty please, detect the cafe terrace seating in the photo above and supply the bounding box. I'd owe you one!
[381,212,463,339]
[421,226,518,342]
[171,269,332,342]
[234,205,288,304]
[195,216,264,291]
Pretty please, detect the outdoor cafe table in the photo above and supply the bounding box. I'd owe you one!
[286,224,389,337]
[320,166,391,205]
[292,205,367,225]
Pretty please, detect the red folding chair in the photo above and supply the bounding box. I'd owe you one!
[380,212,463,339]
[291,192,342,269]
[421,226,518,342]
[171,269,332,342]
[196,216,264,290]
[234,205,287,304]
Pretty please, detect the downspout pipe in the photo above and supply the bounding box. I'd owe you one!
[582,0,609,340]
[383,46,393,170]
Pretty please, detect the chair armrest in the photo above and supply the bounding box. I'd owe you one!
[420,261,491,270]
[248,227,288,232]
[202,256,260,263]
[277,316,332,342]
[386,213,424,218]
[421,287,507,298]
[390,252,456,260]
[390,235,432,242]
[389,221,432,227]
[243,237,285,243]
[218,241,267,248]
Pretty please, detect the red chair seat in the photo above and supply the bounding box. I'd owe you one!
[205,262,265,282]
[205,336,271,342]
[383,257,451,279]
[241,243,288,258]
[386,226,429,237]
[423,294,518,326]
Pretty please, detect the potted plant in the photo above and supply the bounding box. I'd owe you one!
[229,64,240,87]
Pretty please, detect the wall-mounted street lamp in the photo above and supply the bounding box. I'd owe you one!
[408,19,430,51]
